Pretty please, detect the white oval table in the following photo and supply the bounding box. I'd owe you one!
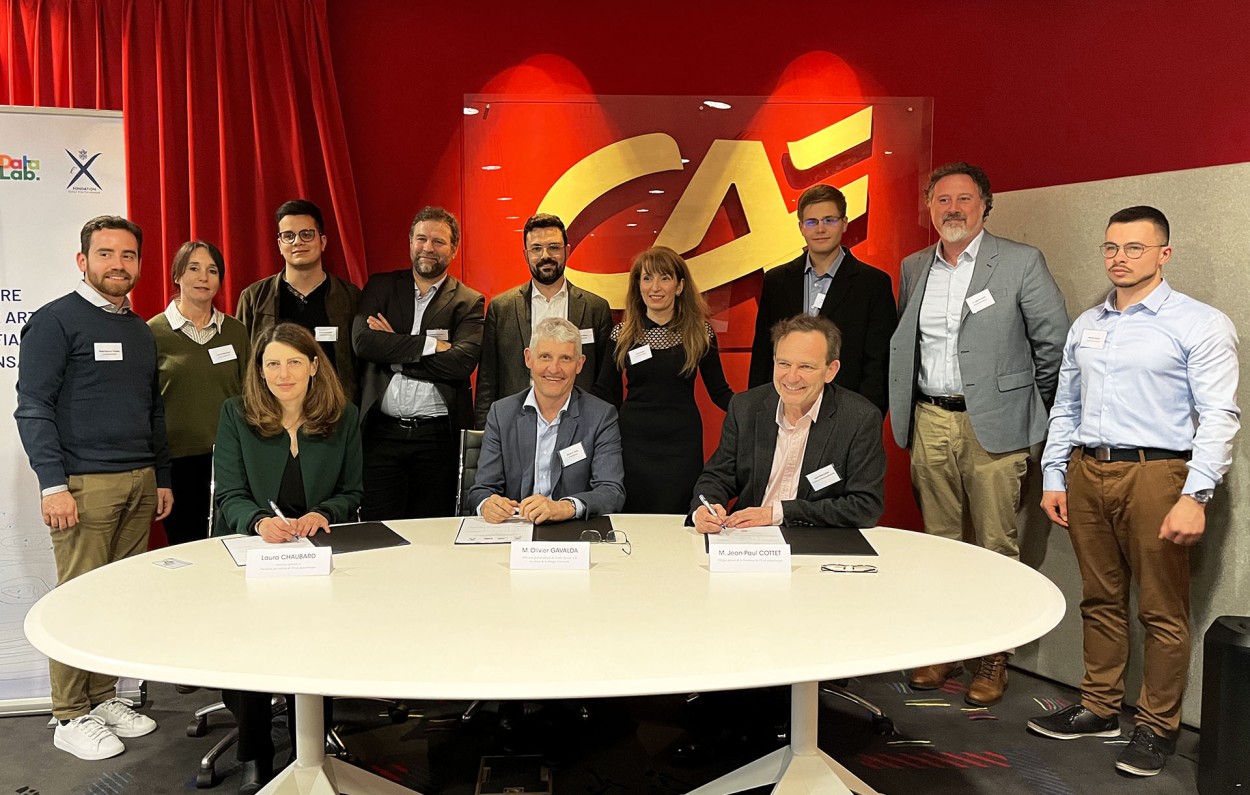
[25,517,1065,794]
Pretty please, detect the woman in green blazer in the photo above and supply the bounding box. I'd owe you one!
[211,322,361,793]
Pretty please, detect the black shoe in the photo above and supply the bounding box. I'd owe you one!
[1115,725,1174,777]
[238,758,273,795]
[1027,704,1120,739]
[173,684,199,695]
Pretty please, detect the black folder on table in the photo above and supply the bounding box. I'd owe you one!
[703,526,877,556]
[307,521,409,554]
[533,515,614,542]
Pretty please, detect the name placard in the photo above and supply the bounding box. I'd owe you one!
[709,544,792,573]
[510,541,590,571]
[246,546,333,578]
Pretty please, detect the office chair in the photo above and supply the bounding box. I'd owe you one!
[820,681,895,735]
[456,429,485,516]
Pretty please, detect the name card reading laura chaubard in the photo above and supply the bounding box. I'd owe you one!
[246,546,332,578]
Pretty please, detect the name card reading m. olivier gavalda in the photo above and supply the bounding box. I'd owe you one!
[510,541,590,571]
[246,546,332,578]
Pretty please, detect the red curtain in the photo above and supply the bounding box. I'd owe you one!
[1,0,366,317]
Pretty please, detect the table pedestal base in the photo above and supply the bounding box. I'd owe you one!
[686,682,881,795]
[259,695,422,795]
[260,756,418,794]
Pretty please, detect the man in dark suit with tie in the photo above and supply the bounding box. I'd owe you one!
[747,184,896,416]
[888,162,1069,704]
[691,314,885,532]
[352,206,484,520]
[474,213,613,429]
[470,317,625,523]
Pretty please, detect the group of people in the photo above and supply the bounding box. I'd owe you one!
[16,161,1239,784]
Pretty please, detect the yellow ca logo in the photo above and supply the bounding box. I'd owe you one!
[538,108,872,308]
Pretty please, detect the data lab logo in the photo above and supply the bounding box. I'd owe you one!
[0,153,40,183]
[66,148,103,193]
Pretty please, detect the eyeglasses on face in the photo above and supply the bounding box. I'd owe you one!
[527,243,566,257]
[278,229,319,245]
[801,216,843,230]
[1099,243,1164,259]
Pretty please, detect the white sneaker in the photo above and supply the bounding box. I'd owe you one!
[53,715,125,760]
[90,697,157,738]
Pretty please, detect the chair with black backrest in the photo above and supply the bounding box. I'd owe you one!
[455,428,485,517]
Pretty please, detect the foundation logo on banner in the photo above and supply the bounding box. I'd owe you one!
[66,148,104,193]
[0,152,41,183]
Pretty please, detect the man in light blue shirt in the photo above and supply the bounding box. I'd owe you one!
[471,317,625,523]
[1028,206,1240,778]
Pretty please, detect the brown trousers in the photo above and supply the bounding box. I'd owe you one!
[1066,449,1191,736]
[48,469,156,720]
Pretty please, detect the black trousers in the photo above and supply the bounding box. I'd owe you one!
[221,689,333,763]
[163,454,213,545]
[361,416,457,520]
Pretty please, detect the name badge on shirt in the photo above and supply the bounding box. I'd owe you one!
[806,464,842,491]
[427,328,450,341]
[94,342,123,361]
[579,328,595,344]
[628,345,653,365]
[558,442,587,467]
[314,326,338,342]
[208,344,237,364]
[1080,329,1108,349]
[965,289,996,314]
[811,291,827,310]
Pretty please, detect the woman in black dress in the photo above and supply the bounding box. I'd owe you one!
[594,247,733,513]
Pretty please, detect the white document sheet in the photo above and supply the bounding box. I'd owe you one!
[455,516,535,545]
[706,525,787,545]
[221,534,313,566]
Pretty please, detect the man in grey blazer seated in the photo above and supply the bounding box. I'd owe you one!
[888,162,1070,705]
[690,314,885,533]
[473,213,613,429]
[471,317,626,524]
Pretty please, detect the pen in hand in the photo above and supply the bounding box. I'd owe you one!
[268,500,299,540]
[697,494,728,531]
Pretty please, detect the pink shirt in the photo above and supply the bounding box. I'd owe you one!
[760,391,824,524]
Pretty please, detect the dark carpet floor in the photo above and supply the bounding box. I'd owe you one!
[2,666,1201,795]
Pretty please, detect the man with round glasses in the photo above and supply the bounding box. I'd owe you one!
[748,183,896,416]
[474,213,612,429]
[1028,205,1240,777]
[236,198,360,399]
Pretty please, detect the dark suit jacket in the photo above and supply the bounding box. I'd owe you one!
[468,387,626,518]
[352,270,485,431]
[689,383,885,528]
[211,398,363,536]
[887,232,1070,453]
[748,249,896,416]
[474,280,613,429]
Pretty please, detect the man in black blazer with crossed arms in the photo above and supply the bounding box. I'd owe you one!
[353,206,484,520]
[748,183,896,416]
[692,314,885,532]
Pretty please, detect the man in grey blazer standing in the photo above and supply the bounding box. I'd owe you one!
[473,213,613,429]
[888,162,1069,705]
[471,317,625,523]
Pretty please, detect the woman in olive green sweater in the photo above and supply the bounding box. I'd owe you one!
[148,241,249,545]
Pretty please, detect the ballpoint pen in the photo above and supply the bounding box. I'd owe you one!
[268,499,299,539]
[697,494,728,531]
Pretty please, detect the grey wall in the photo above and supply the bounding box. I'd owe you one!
[991,162,1250,729]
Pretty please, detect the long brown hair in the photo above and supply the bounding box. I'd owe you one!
[614,247,711,376]
[243,323,346,438]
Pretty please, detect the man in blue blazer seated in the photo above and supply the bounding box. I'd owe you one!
[690,314,885,532]
[470,317,626,523]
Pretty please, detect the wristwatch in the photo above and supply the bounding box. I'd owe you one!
[1186,489,1215,505]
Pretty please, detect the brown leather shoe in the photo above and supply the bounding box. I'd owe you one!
[909,661,963,690]
[965,653,1009,706]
